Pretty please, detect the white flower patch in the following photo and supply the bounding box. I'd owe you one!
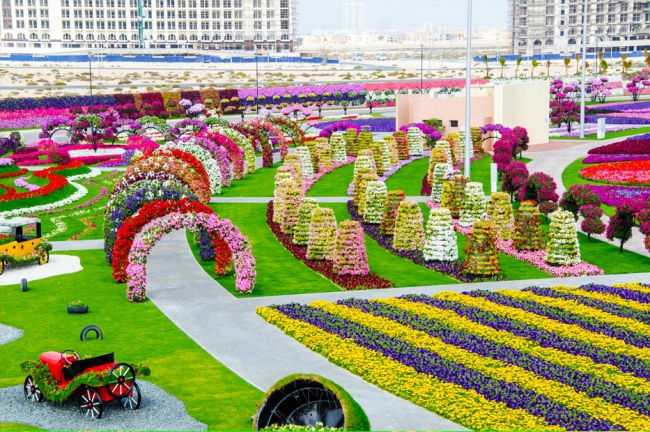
[546,209,581,266]
[295,146,314,179]
[68,167,102,181]
[68,149,125,158]
[407,127,423,156]
[0,181,88,218]
[459,182,487,228]
[364,181,387,224]
[423,207,458,262]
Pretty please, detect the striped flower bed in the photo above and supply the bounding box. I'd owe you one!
[258,281,650,430]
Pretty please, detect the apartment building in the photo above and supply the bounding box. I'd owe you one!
[0,0,297,52]
[511,0,650,56]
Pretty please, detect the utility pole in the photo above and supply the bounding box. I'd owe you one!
[88,54,93,98]
[579,0,589,138]
[420,44,424,92]
[464,0,473,178]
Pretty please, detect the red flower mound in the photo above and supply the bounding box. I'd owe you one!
[112,198,216,282]
[266,202,392,290]
[588,139,650,155]
[213,235,234,276]
[195,130,245,180]
[579,160,650,186]
[0,162,81,202]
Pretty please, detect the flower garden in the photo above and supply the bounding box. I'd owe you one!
[0,82,649,431]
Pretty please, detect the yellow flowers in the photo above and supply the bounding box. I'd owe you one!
[552,285,650,312]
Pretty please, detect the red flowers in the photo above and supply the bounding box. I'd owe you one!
[0,162,80,202]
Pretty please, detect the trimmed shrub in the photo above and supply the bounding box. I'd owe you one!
[513,200,544,251]
[546,209,581,266]
[293,198,319,245]
[283,154,304,188]
[394,130,410,160]
[441,175,468,218]
[383,135,399,165]
[580,204,606,241]
[280,186,304,235]
[357,129,373,153]
[344,128,358,156]
[307,207,338,260]
[364,180,388,224]
[463,221,501,276]
[427,148,449,184]
[459,182,487,227]
[316,138,333,171]
[434,140,453,165]
[357,173,380,216]
[393,201,425,251]
[332,220,370,276]
[423,207,458,261]
[368,141,385,176]
[273,177,297,224]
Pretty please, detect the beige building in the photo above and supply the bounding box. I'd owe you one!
[0,0,297,52]
[511,0,650,56]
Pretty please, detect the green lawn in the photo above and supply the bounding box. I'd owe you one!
[0,423,44,430]
[385,157,429,195]
[0,250,263,430]
[469,155,531,196]
[552,126,650,141]
[0,165,21,175]
[561,157,617,217]
[307,163,355,197]
[0,183,78,212]
[218,163,281,197]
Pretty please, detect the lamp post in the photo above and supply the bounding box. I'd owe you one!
[88,53,93,98]
[579,0,589,139]
[255,50,259,114]
[420,44,424,92]
[464,0,473,178]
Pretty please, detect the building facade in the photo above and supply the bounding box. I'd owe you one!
[0,0,297,52]
[510,0,650,56]
[342,0,364,34]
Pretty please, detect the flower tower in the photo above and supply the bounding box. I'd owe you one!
[384,135,399,165]
[368,141,385,176]
[354,152,377,178]
[393,201,425,251]
[352,166,372,205]
[332,220,370,276]
[295,146,314,179]
[357,126,373,153]
[381,189,406,235]
[316,138,332,170]
[376,140,392,173]
[459,182,487,227]
[434,140,453,165]
[273,177,297,223]
[307,207,337,260]
[344,128,359,156]
[283,154,304,189]
[441,175,469,218]
[407,127,423,156]
[423,208,458,261]
[273,166,295,203]
[293,198,319,245]
[357,173,380,216]
[431,163,452,203]
[513,201,544,251]
[364,180,388,224]
[330,132,347,163]
[546,209,581,266]
[394,130,410,160]
[486,192,514,239]
[463,221,501,276]
[458,129,475,159]
[427,148,449,184]
[308,138,324,170]
[280,186,304,235]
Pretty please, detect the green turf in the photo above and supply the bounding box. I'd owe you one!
[552,126,650,141]
[0,250,263,430]
[0,165,20,175]
[0,423,44,430]
[0,183,78,212]
[218,163,281,197]
[385,157,429,195]
[561,157,617,217]
[574,230,650,272]
[55,165,92,177]
[469,155,532,196]
[306,163,355,197]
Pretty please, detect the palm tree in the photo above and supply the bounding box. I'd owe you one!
[531,59,539,78]
[624,60,633,77]
[515,57,522,77]
[564,57,571,76]
[546,60,552,77]
[597,52,604,74]
[499,57,506,78]
[483,54,490,77]
[600,59,609,74]
[575,54,581,75]
[621,53,629,76]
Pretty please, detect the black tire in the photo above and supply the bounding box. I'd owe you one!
[80,325,102,341]
[24,375,43,403]
[79,387,103,419]
[120,382,141,410]
[107,363,135,398]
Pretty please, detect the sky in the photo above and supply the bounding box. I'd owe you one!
[299,0,509,33]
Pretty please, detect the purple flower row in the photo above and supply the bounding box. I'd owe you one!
[274,302,620,431]
[583,154,650,164]
[580,283,650,304]
[587,115,650,125]
[403,294,650,380]
[13,177,40,192]
[348,201,506,283]
[522,286,650,325]
[585,184,650,207]
[466,290,650,349]
[340,297,650,417]
[315,117,397,133]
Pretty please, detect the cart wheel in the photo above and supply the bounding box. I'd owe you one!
[107,363,135,398]
[0,260,4,275]
[120,382,141,410]
[39,251,49,265]
[24,375,43,403]
[79,387,103,419]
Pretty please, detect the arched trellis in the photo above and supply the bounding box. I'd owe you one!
[161,141,222,195]
[124,211,256,301]
[234,119,288,168]
[103,180,200,263]
[251,119,288,160]
[194,130,244,181]
[177,135,233,187]
[215,127,256,175]
[267,116,306,147]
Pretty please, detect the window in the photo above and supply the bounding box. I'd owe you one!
[254,33,262,40]
[608,14,615,23]
[201,11,209,19]
[234,10,242,18]
[233,0,241,6]
[281,33,289,40]
[254,11,262,18]
[29,32,37,39]
[118,21,126,29]
[189,21,197,29]
[98,34,105,40]
[189,11,197,18]
[190,34,197,40]
[235,33,242,40]
[280,20,288,29]
[85,21,93,28]
[119,34,127,40]
[63,33,71,39]
[223,0,230,6]
[212,0,219,6]
[212,11,220,18]
[62,21,70,28]
[569,15,577,24]
[157,21,164,29]
[621,14,628,22]
[40,9,48,17]
[212,21,220,29]
[179,11,186,18]
[634,13,641,21]
[621,3,628,12]
[202,33,209,40]
[224,21,231,29]
[266,0,273,6]
[167,22,175,29]
[224,33,232,40]
[213,34,220,40]
[253,0,260,6]
[179,22,186,29]
[179,33,186,40]
[267,10,274,18]
[201,21,209,29]
[28,9,36,17]
[254,21,261,29]
[234,21,242,29]
[168,11,175,18]
[169,34,176,40]
[200,0,207,5]
[546,17,554,25]
[224,11,231,18]
[546,6,554,14]
[28,19,37,28]
[167,0,174,5]
[596,4,604,12]
[280,9,289,18]
[596,14,604,23]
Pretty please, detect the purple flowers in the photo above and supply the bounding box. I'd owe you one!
[316,118,396,135]
[585,184,650,207]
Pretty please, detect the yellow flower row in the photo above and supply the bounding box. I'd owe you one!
[613,281,650,295]
[436,292,650,362]
[498,289,650,338]
[310,301,650,431]
[379,297,650,395]
[256,306,556,431]
[552,285,650,313]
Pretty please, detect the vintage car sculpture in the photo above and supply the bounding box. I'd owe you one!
[21,350,150,419]
[0,217,52,275]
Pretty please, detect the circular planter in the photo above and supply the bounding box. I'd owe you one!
[67,305,88,314]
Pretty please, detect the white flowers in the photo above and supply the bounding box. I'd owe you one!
[459,182,487,228]
[423,208,458,261]
[68,149,125,158]
[0,181,88,218]
[430,163,452,203]
[295,146,315,179]
[407,127,423,156]
[546,209,581,266]
[364,181,387,224]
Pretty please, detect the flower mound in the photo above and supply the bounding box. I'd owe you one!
[546,210,581,266]
[423,208,458,262]
[579,160,650,186]
[332,220,370,276]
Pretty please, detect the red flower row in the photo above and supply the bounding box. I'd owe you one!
[0,168,29,179]
[266,202,392,290]
[0,162,81,202]
[112,198,216,282]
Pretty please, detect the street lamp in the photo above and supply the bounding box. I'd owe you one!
[464,0,473,178]
[420,44,424,92]
[88,53,93,98]
[579,0,589,138]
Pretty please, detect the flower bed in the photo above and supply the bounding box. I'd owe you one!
[315,118,396,133]
[589,139,650,155]
[579,160,650,186]
[267,202,392,290]
[258,281,650,430]
[585,184,650,207]
[0,162,80,202]
[0,180,88,218]
[549,124,642,138]
[583,154,650,164]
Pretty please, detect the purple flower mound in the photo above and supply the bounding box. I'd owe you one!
[317,121,361,138]
[466,290,650,348]
[585,184,650,207]
[626,133,650,141]
[580,283,650,304]
[403,294,650,380]
[587,115,650,125]
[316,118,396,135]
[347,201,506,283]
[273,302,621,431]
[340,297,650,416]
[522,286,650,325]
[399,122,443,141]
[583,154,650,164]
[588,139,650,155]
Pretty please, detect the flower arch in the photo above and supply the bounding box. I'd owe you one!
[195,130,244,181]
[234,119,288,168]
[120,148,212,203]
[268,116,306,146]
[124,211,256,301]
[215,127,256,175]
[161,141,222,194]
[103,180,199,263]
